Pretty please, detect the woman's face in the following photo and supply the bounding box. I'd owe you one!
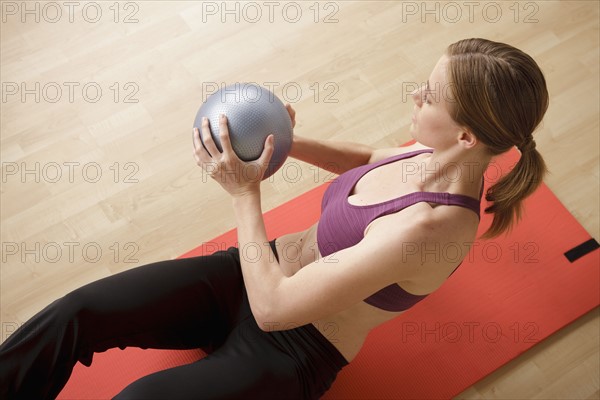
[409,54,464,149]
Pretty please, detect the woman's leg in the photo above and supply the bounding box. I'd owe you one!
[0,248,246,400]
[114,316,303,400]
[114,248,348,400]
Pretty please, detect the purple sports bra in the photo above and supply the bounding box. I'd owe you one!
[316,149,482,312]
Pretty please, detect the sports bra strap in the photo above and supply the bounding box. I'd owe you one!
[384,191,481,219]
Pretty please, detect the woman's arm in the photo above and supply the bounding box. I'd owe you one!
[289,135,374,175]
[285,104,374,175]
[255,211,442,329]
[192,116,440,331]
[231,193,286,324]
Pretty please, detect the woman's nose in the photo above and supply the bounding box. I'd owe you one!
[411,87,422,106]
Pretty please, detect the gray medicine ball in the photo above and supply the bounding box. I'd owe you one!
[193,83,293,180]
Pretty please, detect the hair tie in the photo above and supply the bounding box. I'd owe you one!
[518,136,535,153]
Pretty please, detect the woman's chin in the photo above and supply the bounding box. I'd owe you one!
[408,122,417,135]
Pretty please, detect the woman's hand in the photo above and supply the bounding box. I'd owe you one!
[193,114,274,198]
[285,103,296,129]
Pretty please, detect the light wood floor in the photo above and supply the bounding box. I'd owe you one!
[1,1,598,399]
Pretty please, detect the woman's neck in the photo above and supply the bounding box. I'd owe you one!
[416,147,490,199]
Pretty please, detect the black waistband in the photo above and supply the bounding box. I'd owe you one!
[268,238,279,263]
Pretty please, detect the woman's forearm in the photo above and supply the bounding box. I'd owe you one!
[289,135,374,175]
[231,193,286,328]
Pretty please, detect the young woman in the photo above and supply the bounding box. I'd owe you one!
[0,38,548,399]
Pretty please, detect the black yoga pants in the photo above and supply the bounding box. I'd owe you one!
[0,239,348,399]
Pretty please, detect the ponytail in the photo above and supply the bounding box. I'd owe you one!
[445,38,549,239]
[481,140,547,239]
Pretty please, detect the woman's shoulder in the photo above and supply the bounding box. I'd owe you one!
[367,142,433,164]
[366,199,478,263]
[366,204,477,290]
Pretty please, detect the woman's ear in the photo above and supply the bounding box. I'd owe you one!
[457,128,478,149]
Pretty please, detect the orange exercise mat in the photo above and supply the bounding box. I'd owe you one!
[58,149,599,399]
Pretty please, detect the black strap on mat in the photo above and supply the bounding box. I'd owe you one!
[564,238,600,263]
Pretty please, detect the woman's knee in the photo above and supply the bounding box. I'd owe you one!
[51,287,101,341]
[57,287,92,319]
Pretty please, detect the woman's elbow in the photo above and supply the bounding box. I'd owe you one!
[253,303,294,332]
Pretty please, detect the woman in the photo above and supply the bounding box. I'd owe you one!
[0,38,548,399]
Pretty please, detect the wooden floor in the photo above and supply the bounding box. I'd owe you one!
[1,1,598,398]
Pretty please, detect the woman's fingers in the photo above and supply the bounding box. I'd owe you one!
[193,127,209,160]
[193,128,215,168]
[194,114,272,185]
[217,114,235,156]
[200,117,221,157]
[257,135,275,172]
[285,104,296,128]
[192,127,203,155]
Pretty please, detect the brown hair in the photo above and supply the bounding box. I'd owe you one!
[445,38,549,239]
